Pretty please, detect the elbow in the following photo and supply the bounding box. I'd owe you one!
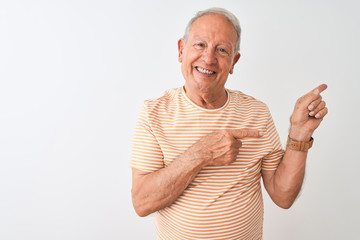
[273,196,296,209]
[269,185,300,209]
[131,189,152,217]
[132,201,151,217]
[276,201,293,209]
[132,196,162,217]
[134,207,151,217]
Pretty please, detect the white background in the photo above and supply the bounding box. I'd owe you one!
[1,0,359,239]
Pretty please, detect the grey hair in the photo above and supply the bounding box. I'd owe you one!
[183,7,241,53]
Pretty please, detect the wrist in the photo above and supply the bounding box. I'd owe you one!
[186,143,211,167]
[288,127,313,142]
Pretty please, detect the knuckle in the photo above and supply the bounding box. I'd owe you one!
[290,114,296,122]
[221,129,231,137]
[312,97,321,105]
[296,97,303,105]
[241,130,247,138]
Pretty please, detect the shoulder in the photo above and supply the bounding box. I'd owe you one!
[143,87,182,113]
[228,89,269,111]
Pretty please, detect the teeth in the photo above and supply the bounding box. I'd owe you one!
[196,67,215,74]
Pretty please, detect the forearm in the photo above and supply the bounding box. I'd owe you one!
[264,127,312,208]
[131,147,206,217]
[268,148,308,208]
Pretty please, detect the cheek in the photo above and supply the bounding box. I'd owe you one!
[185,50,201,63]
[220,61,233,73]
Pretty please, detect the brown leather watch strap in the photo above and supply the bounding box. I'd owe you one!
[286,136,314,151]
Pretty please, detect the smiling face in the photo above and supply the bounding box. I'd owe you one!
[178,14,240,95]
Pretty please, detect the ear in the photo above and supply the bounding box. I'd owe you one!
[178,38,185,63]
[229,53,241,74]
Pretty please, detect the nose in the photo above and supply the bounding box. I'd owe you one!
[202,48,217,65]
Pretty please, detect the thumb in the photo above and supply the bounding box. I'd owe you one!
[229,129,263,139]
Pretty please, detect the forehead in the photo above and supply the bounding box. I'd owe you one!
[188,14,237,45]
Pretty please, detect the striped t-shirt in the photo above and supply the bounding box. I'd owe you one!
[130,87,284,240]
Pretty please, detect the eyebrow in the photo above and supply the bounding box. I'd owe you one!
[192,36,234,47]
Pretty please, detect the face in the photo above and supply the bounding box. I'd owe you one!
[178,14,240,94]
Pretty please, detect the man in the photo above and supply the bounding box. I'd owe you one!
[130,7,328,239]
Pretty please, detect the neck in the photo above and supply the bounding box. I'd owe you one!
[183,85,228,109]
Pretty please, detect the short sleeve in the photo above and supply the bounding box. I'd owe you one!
[261,111,284,171]
[130,103,164,172]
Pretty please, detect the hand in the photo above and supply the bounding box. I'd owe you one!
[189,129,263,166]
[289,84,328,141]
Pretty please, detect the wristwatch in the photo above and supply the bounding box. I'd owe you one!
[286,136,314,151]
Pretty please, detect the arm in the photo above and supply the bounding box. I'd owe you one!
[131,146,205,217]
[262,84,328,209]
[131,129,262,217]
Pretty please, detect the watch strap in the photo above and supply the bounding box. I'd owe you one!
[286,136,314,151]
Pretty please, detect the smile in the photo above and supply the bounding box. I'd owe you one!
[195,66,216,75]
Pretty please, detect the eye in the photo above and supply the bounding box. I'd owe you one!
[217,47,229,55]
[194,42,205,49]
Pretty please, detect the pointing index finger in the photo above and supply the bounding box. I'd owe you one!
[300,84,328,106]
[229,129,263,139]
[312,84,328,96]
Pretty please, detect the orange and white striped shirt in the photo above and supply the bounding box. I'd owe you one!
[130,87,284,239]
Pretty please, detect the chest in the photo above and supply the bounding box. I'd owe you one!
[150,110,268,166]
